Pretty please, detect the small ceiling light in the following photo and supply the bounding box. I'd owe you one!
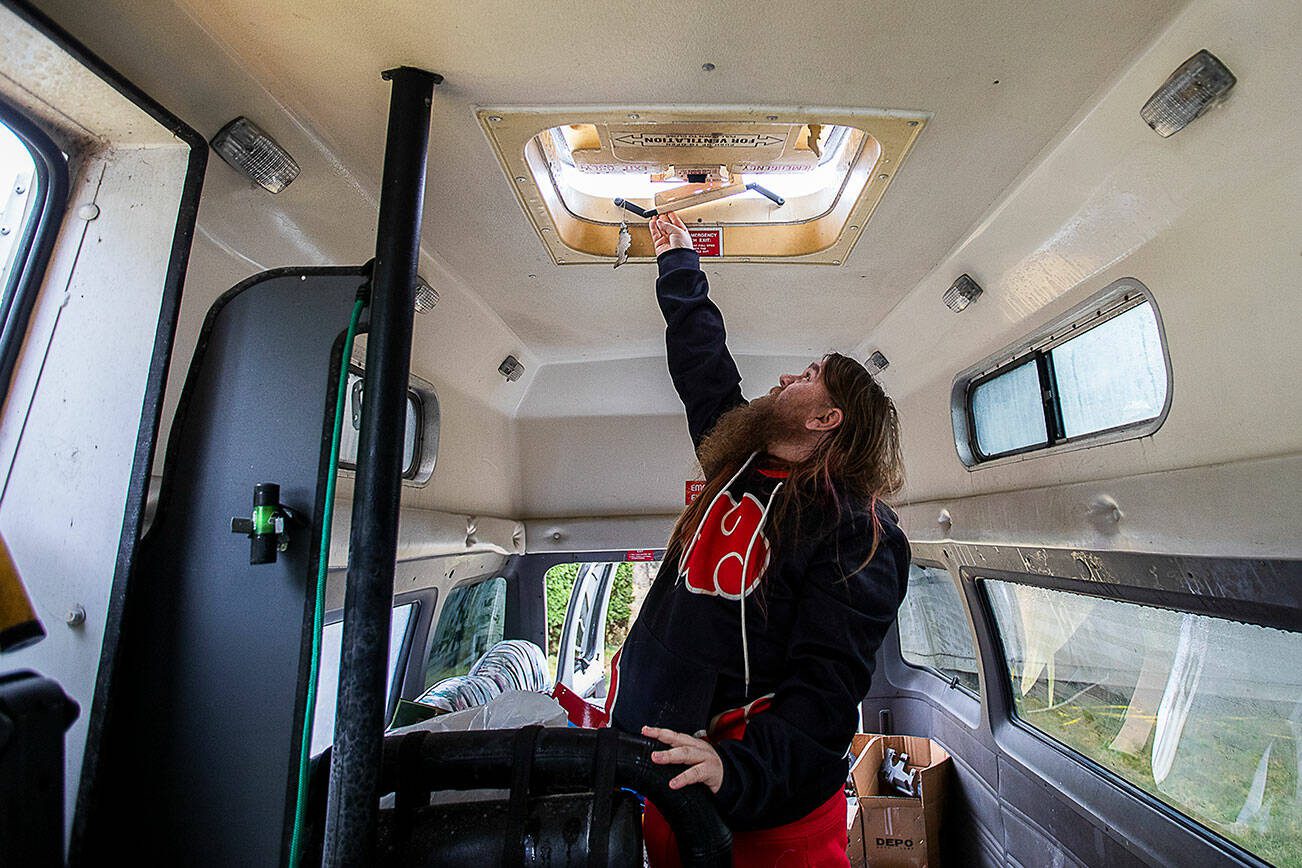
[210,117,300,193]
[414,277,439,314]
[1141,49,1236,138]
[943,274,983,313]
[866,351,890,373]
[498,355,525,382]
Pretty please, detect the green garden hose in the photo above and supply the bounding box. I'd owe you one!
[289,294,365,867]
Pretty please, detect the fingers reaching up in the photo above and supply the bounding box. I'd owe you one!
[648,213,694,257]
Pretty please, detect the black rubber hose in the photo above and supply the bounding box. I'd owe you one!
[308,727,732,867]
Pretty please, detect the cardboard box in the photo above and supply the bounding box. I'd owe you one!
[845,734,950,867]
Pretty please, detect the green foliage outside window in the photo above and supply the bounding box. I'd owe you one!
[544,562,636,656]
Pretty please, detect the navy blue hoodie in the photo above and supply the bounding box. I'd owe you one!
[608,248,911,830]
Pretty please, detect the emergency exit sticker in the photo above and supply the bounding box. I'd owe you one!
[626,550,656,562]
[685,480,706,504]
[688,227,722,257]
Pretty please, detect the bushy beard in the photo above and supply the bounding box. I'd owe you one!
[695,394,806,480]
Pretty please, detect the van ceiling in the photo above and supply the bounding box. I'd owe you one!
[42,0,1183,366]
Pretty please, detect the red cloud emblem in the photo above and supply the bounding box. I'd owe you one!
[681,492,771,599]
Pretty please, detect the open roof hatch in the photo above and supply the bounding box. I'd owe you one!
[480,108,928,265]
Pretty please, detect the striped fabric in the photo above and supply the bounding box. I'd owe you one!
[470,639,550,694]
[415,640,550,714]
[414,674,503,714]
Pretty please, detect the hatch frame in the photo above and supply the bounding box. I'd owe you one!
[478,106,929,266]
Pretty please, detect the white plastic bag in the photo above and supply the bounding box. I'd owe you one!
[382,690,570,807]
[390,689,568,737]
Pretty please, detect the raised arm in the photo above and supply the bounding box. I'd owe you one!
[650,213,745,449]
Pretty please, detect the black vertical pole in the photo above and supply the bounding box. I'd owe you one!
[323,66,440,866]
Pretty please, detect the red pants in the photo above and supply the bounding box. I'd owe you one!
[644,787,849,868]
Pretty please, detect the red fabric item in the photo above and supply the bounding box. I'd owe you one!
[550,681,609,728]
[707,695,773,741]
[644,787,848,868]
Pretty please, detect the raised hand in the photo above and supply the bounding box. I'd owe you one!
[649,212,694,256]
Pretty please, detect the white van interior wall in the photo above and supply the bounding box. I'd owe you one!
[34,0,1197,528]
[858,0,1301,559]
[322,550,507,614]
[31,0,1296,559]
[32,0,541,519]
[0,3,194,837]
[326,502,523,571]
[514,353,813,520]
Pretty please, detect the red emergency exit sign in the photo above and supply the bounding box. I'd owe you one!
[685,480,706,504]
[688,227,722,257]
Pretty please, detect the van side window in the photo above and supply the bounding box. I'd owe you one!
[956,283,1170,464]
[310,601,416,756]
[896,564,980,695]
[424,576,507,686]
[339,369,425,478]
[0,110,67,400]
[985,579,1301,865]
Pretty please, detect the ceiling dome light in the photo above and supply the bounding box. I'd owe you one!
[498,355,525,383]
[210,117,300,193]
[943,274,983,313]
[1141,49,1236,138]
[413,277,439,314]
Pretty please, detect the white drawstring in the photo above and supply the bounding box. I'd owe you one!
[739,482,781,695]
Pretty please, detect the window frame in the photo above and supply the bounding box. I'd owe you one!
[561,562,615,681]
[337,363,433,482]
[0,96,69,403]
[895,559,982,699]
[973,566,1292,866]
[952,279,1173,467]
[313,592,425,753]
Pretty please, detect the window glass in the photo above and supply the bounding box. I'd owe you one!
[339,371,421,476]
[0,121,38,291]
[1051,302,1167,438]
[897,565,980,694]
[960,290,1171,465]
[424,577,506,687]
[311,602,415,756]
[971,360,1047,457]
[986,580,1301,865]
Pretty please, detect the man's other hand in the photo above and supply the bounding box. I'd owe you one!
[649,212,693,257]
[644,725,724,793]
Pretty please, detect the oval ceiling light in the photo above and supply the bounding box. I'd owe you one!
[210,117,300,193]
[1140,49,1236,138]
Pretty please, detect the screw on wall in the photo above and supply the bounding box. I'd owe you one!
[1087,495,1124,530]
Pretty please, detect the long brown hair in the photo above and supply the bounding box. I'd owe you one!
[666,353,904,577]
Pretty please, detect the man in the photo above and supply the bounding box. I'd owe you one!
[606,212,911,866]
